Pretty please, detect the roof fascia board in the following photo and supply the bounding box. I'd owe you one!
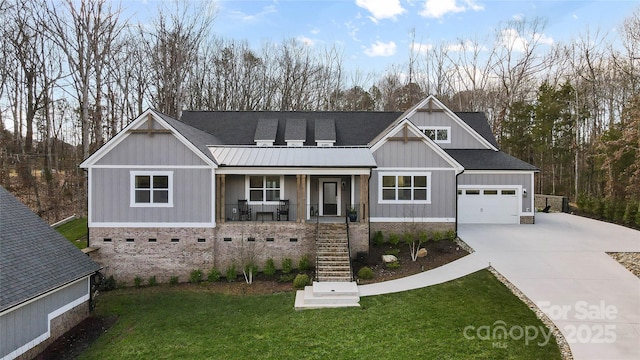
[370,118,464,173]
[80,110,217,169]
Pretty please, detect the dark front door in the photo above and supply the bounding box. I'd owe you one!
[323,182,338,216]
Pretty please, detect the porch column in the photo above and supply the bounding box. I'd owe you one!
[359,174,369,222]
[296,174,306,223]
[216,174,225,223]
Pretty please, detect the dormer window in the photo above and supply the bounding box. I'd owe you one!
[420,126,450,144]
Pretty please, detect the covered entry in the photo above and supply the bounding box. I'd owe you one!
[458,187,520,224]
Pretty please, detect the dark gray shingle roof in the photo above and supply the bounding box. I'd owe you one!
[445,149,539,171]
[153,110,220,163]
[254,118,279,142]
[284,118,307,141]
[314,118,336,142]
[0,186,102,312]
[455,112,498,148]
[180,111,401,146]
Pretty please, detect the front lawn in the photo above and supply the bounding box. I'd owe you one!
[81,270,561,359]
[54,217,88,249]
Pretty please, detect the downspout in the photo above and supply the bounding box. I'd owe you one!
[455,169,464,235]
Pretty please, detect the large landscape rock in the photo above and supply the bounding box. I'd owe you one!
[382,254,398,263]
[417,248,428,258]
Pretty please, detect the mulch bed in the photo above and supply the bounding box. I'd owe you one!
[36,241,468,359]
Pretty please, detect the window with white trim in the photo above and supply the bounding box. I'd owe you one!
[247,175,282,203]
[379,173,431,204]
[419,126,450,143]
[130,171,173,207]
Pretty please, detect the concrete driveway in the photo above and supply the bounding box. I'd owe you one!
[459,213,640,360]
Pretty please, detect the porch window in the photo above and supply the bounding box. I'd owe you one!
[248,175,282,203]
[130,171,173,207]
[379,172,430,204]
[419,126,450,143]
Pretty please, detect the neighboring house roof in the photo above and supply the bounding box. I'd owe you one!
[0,186,101,312]
[209,146,377,168]
[445,149,539,171]
[180,111,401,146]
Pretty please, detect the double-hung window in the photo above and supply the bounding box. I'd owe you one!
[130,171,173,207]
[379,173,430,204]
[248,175,282,203]
[419,126,450,143]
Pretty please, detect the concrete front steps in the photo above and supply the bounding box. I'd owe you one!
[316,223,352,282]
[294,281,360,310]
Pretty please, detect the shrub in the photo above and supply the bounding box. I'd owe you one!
[148,276,157,287]
[207,268,221,282]
[278,273,296,282]
[134,276,142,288]
[244,262,259,276]
[169,276,179,285]
[293,274,310,289]
[282,258,293,274]
[357,266,374,280]
[445,229,456,241]
[402,232,413,245]
[594,198,605,219]
[264,258,276,276]
[388,233,400,246]
[603,199,615,221]
[373,231,384,246]
[432,231,443,242]
[226,263,237,282]
[99,275,116,291]
[189,269,203,284]
[298,254,310,271]
[418,230,429,243]
[636,202,640,227]
[386,261,400,269]
[384,248,399,257]
[614,201,626,223]
[623,201,637,224]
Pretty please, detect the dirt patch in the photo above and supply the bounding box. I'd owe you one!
[34,316,117,360]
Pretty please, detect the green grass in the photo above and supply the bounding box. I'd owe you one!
[54,217,88,249]
[81,270,561,359]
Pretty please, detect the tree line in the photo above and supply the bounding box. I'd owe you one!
[0,0,638,223]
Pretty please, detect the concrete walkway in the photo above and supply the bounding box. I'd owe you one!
[358,213,640,360]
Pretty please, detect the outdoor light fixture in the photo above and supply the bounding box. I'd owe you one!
[523,189,527,197]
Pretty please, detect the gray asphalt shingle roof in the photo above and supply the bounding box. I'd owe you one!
[0,186,102,312]
[314,118,336,142]
[284,118,307,141]
[254,118,279,142]
[445,149,539,171]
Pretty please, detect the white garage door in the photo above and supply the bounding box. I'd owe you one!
[458,188,520,224]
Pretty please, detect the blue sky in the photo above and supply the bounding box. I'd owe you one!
[133,0,638,75]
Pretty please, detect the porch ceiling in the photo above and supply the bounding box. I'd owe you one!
[209,146,376,168]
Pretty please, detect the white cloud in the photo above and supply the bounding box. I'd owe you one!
[419,0,484,19]
[498,28,553,52]
[410,42,434,54]
[364,40,397,57]
[297,36,316,47]
[355,0,405,21]
[229,4,277,22]
[345,21,360,41]
[310,27,320,35]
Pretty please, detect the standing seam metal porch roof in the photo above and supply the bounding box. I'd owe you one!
[210,146,377,167]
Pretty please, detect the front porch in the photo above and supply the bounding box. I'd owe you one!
[215,173,370,224]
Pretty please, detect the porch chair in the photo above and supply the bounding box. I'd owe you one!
[238,200,252,221]
[277,199,289,221]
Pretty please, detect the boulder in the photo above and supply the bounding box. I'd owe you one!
[382,254,398,263]
[417,248,428,258]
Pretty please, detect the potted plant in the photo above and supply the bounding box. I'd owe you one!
[348,207,358,222]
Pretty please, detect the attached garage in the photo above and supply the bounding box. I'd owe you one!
[458,187,521,224]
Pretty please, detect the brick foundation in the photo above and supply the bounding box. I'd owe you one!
[520,215,535,224]
[369,222,455,239]
[17,301,90,360]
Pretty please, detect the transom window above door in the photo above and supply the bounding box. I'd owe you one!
[248,175,282,203]
[419,126,451,143]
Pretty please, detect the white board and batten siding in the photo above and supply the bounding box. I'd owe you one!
[409,112,488,149]
[0,277,90,360]
[458,172,535,224]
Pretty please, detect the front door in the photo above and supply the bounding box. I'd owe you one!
[322,182,338,216]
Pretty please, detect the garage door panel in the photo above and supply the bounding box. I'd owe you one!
[459,188,519,224]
